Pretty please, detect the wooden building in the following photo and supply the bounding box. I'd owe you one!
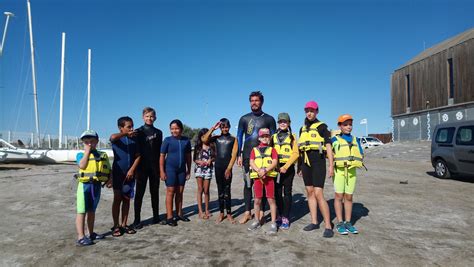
[391,28,474,141]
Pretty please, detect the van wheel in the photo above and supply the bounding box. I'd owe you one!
[434,159,451,179]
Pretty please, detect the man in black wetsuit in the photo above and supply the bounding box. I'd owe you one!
[237,91,276,224]
[202,118,238,223]
[132,107,163,229]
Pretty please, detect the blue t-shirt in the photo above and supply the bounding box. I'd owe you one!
[161,136,192,170]
[111,136,139,177]
[331,134,364,155]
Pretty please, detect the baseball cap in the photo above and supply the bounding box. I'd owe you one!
[304,101,319,110]
[258,128,270,137]
[337,114,353,124]
[278,112,291,122]
[80,129,99,140]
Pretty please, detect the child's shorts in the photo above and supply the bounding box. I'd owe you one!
[113,174,135,199]
[333,167,357,194]
[194,166,213,180]
[77,182,101,213]
[165,168,187,187]
[254,176,275,199]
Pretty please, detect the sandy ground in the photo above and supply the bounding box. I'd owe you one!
[0,141,473,266]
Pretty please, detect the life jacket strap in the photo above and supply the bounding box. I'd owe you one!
[334,156,363,162]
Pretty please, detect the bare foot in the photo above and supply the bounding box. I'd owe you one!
[205,211,212,218]
[203,214,209,220]
[198,212,204,219]
[227,214,236,224]
[215,213,225,224]
[239,212,252,224]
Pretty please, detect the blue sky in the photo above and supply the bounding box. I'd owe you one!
[1,0,473,139]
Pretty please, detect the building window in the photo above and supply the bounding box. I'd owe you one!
[447,58,454,101]
[406,74,411,110]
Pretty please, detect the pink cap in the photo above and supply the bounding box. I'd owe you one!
[258,128,270,137]
[304,100,318,110]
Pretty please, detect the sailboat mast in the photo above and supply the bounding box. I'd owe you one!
[1,12,15,56]
[59,32,66,149]
[27,0,40,147]
[87,49,91,130]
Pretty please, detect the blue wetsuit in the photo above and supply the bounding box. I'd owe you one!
[111,136,139,198]
[161,136,192,187]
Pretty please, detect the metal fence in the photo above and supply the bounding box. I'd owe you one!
[392,104,474,141]
[0,130,110,149]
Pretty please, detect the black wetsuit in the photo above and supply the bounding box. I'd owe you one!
[134,124,163,223]
[237,111,276,212]
[208,133,237,214]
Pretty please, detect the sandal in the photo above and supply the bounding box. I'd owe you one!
[166,218,177,227]
[176,215,190,222]
[90,232,105,241]
[76,237,93,247]
[123,225,136,234]
[112,226,123,237]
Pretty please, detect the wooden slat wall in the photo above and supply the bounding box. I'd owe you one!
[454,41,474,103]
[391,39,474,116]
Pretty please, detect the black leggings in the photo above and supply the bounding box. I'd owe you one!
[215,165,232,214]
[275,164,295,218]
[134,167,159,222]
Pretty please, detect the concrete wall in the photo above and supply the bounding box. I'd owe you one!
[392,105,474,141]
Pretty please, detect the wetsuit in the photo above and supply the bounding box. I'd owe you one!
[161,136,192,187]
[298,119,332,188]
[237,111,276,212]
[203,130,238,215]
[111,136,139,198]
[134,124,162,223]
[271,129,299,219]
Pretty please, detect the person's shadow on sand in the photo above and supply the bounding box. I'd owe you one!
[327,199,369,226]
[225,193,311,224]
[289,193,310,223]
[174,194,370,226]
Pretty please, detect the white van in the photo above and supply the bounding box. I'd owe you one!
[359,136,384,149]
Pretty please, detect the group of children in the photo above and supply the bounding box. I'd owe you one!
[74,101,364,246]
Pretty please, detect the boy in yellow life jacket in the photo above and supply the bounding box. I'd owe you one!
[247,128,279,234]
[75,130,111,246]
[331,114,364,235]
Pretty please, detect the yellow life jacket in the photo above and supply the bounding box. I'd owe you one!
[76,151,111,183]
[333,135,363,169]
[272,132,295,164]
[250,147,278,179]
[298,122,326,153]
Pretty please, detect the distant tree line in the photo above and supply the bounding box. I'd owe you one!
[183,124,201,147]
